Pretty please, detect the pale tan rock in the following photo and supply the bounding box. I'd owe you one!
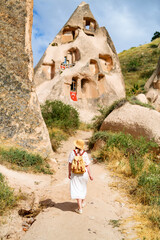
[0,0,53,158]
[34,2,125,122]
[93,139,105,151]
[145,57,160,111]
[135,94,148,104]
[100,102,160,145]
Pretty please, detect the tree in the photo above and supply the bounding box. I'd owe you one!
[151,31,160,41]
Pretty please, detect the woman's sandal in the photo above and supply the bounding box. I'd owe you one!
[75,208,82,214]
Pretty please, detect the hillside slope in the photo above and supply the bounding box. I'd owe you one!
[118,38,160,96]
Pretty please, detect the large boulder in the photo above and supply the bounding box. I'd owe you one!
[100,102,160,145]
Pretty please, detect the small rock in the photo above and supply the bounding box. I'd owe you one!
[22,222,30,228]
[26,217,35,225]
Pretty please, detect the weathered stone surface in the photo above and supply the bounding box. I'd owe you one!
[100,102,160,145]
[0,0,53,157]
[145,57,160,111]
[34,2,125,122]
[135,94,148,104]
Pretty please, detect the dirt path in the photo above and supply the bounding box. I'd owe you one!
[0,131,138,240]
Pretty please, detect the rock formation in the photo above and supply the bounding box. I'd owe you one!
[145,57,160,111]
[100,102,160,145]
[0,0,53,158]
[34,1,125,122]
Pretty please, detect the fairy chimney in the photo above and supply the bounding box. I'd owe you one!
[145,57,160,111]
[0,0,53,158]
[34,2,126,122]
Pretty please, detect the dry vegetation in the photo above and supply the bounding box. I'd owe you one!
[118,38,160,96]
[89,130,160,239]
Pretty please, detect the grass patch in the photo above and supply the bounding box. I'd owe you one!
[128,97,155,109]
[109,219,121,228]
[119,38,160,97]
[90,131,160,229]
[49,127,68,151]
[0,173,16,215]
[78,122,93,131]
[0,148,53,174]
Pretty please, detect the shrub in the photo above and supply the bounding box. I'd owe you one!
[0,173,16,215]
[149,44,158,49]
[41,100,80,132]
[126,58,141,72]
[151,32,160,41]
[0,148,53,174]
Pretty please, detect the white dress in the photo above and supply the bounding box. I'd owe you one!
[68,149,91,199]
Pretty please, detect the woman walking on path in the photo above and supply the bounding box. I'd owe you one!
[68,139,93,214]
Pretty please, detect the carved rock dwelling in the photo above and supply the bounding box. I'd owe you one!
[34,2,126,121]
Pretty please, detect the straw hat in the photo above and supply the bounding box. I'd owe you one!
[74,139,85,150]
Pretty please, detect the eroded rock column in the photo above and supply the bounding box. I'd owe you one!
[0,0,53,158]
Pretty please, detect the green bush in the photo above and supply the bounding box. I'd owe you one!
[151,32,160,41]
[126,58,141,72]
[149,44,158,48]
[41,100,80,131]
[0,148,52,174]
[0,173,16,215]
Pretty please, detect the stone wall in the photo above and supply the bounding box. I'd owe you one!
[0,0,53,158]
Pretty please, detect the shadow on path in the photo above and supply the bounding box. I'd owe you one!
[39,199,77,212]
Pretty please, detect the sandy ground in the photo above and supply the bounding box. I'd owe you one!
[0,131,138,240]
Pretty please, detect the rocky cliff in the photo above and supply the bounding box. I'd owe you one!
[0,0,53,158]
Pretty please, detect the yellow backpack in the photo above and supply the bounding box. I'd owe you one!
[71,150,86,174]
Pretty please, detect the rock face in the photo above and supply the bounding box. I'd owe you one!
[0,0,53,158]
[100,102,160,145]
[34,2,125,121]
[145,57,160,111]
[135,94,148,104]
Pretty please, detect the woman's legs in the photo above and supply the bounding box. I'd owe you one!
[77,199,82,209]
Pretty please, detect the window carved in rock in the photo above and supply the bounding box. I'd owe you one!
[71,77,77,92]
[61,26,78,44]
[42,61,55,80]
[83,17,96,36]
[99,54,113,72]
[89,59,99,74]
[60,48,80,71]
